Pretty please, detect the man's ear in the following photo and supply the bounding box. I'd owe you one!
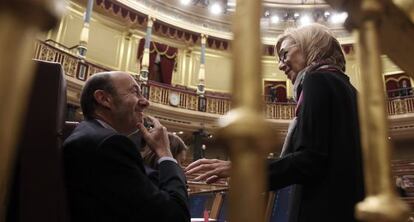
[93,90,112,109]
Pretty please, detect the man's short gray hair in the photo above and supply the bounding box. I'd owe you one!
[275,24,346,72]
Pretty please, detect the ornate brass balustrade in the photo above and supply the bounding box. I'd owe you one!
[387,97,414,115]
[265,103,296,120]
[34,41,108,79]
[33,40,414,120]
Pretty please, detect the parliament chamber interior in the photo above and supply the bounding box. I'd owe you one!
[1,0,414,221]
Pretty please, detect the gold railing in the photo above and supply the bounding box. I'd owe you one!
[207,97,231,115]
[387,97,414,115]
[265,103,296,120]
[34,41,108,79]
[33,40,414,120]
[148,82,199,111]
[148,82,233,114]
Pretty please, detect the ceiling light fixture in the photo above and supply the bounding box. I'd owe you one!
[210,2,223,15]
[227,0,236,7]
[180,0,191,5]
[270,15,280,24]
[330,12,348,24]
[294,12,300,18]
[299,14,313,26]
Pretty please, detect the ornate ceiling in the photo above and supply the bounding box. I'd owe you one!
[117,0,352,44]
[263,0,327,4]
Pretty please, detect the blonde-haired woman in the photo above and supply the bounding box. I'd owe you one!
[186,24,364,222]
[271,23,364,222]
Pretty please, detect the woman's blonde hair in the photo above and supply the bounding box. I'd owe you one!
[275,24,346,72]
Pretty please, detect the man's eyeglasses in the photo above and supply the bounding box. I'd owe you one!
[278,44,297,64]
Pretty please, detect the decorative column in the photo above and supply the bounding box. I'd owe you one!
[0,0,63,219]
[197,34,207,96]
[140,16,155,84]
[354,0,409,221]
[78,0,94,57]
[217,0,276,221]
[355,0,409,222]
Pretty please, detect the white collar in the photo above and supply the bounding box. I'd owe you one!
[95,119,140,137]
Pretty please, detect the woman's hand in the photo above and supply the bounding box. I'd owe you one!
[185,158,231,184]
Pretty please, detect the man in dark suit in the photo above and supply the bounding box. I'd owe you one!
[63,71,190,222]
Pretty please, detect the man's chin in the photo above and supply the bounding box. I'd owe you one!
[127,119,141,136]
[134,113,143,123]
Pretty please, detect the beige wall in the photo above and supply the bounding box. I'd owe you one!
[188,49,232,92]
[47,1,145,72]
[345,53,362,90]
[49,1,406,97]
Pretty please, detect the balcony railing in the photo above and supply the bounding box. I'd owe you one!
[34,40,108,79]
[387,96,414,115]
[387,87,413,99]
[148,82,200,111]
[33,40,414,120]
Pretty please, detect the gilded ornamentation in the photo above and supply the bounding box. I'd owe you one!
[149,86,162,103]
[187,95,198,110]
[388,98,414,115]
[63,56,78,77]
[88,65,106,77]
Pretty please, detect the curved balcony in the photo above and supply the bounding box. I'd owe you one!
[147,81,296,119]
[33,40,414,138]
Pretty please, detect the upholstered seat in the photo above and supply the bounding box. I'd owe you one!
[62,121,79,141]
[7,60,69,222]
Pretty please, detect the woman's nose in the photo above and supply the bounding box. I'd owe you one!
[278,61,287,71]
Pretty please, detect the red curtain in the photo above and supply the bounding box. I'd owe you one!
[385,73,412,98]
[137,39,177,84]
[264,81,287,102]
